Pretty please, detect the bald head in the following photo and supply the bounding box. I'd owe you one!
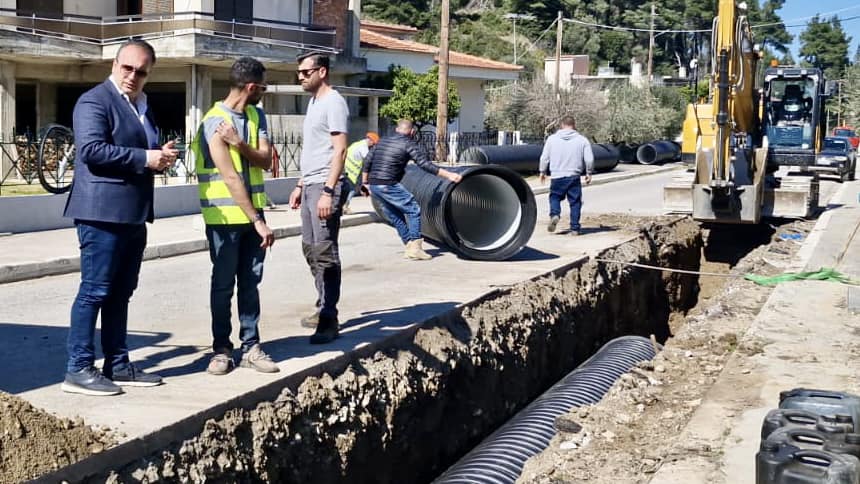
[395,119,415,136]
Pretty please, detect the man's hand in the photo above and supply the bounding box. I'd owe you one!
[447,172,463,184]
[254,219,275,248]
[360,184,371,196]
[539,173,547,185]
[318,193,333,219]
[145,140,179,172]
[584,174,592,185]
[289,187,302,210]
[216,122,241,147]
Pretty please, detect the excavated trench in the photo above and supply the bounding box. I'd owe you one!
[73,219,704,484]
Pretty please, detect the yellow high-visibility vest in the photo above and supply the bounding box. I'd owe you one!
[192,104,266,225]
[344,140,368,184]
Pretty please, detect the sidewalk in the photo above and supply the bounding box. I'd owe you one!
[0,163,680,284]
[649,178,860,483]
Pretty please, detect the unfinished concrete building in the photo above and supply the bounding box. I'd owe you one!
[0,0,367,177]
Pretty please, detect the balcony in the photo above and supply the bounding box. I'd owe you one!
[0,8,337,53]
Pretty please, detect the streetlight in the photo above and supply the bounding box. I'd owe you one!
[504,13,535,65]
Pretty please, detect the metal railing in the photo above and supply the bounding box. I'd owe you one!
[0,8,337,51]
[0,130,531,193]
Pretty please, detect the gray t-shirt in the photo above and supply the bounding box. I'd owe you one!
[300,90,349,184]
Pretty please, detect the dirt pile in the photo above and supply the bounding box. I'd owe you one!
[0,391,116,483]
[517,219,811,483]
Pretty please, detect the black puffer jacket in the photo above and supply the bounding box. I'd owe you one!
[363,133,440,185]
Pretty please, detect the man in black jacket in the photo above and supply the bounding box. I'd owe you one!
[362,119,461,260]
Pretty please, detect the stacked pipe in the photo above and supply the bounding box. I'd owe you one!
[635,140,681,165]
[434,336,658,484]
[372,164,537,261]
[458,143,620,173]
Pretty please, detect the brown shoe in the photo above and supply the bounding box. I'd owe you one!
[240,344,279,373]
[207,349,234,375]
[404,239,432,260]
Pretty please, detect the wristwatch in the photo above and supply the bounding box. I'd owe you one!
[322,186,335,196]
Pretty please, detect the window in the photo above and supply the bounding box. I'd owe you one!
[17,0,62,18]
[117,0,143,16]
[214,0,253,23]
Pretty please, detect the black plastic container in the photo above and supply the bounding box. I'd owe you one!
[780,389,860,432]
[756,442,860,484]
[766,427,860,459]
[762,409,854,440]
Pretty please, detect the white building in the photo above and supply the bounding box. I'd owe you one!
[359,20,522,133]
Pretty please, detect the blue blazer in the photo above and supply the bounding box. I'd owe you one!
[64,79,159,224]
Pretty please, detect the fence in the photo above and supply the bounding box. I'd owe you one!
[0,129,537,193]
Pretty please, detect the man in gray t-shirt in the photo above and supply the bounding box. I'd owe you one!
[288,52,349,345]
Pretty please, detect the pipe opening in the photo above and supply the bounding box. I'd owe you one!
[637,145,658,164]
[449,173,523,251]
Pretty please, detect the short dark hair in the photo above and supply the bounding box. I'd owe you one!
[560,115,576,128]
[230,57,266,89]
[296,51,330,71]
[116,39,156,64]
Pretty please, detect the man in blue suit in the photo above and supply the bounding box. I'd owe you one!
[62,39,179,396]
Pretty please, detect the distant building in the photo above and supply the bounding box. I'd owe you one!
[543,55,589,90]
[360,20,522,133]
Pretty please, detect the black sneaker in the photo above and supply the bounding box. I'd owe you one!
[310,316,339,345]
[105,363,163,387]
[61,366,122,396]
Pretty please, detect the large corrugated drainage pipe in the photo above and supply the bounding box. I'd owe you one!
[636,140,681,165]
[434,336,658,484]
[373,164,537,261]
[459,144,620,173]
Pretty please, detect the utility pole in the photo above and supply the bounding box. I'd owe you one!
[554,10,562,96]
[504,13,535,66]
[647,2,656,83]
[435,0,450,162]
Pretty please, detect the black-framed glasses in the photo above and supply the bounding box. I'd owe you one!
[119,64,149,78]
[296,67,321,78]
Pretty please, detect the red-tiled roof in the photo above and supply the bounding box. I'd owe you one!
[360,19,419,33]
[360,29,523,71]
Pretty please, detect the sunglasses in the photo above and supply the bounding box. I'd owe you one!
[296,67,321,78]
[249,82,268,92]
[119,64,149,78]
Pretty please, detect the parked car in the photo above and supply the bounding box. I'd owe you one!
[832,126,860,149]
[814,136,856,182]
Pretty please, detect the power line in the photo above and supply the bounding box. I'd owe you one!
[560,11,860,35]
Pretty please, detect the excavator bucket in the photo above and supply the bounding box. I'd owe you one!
[762,174,819,219]
[663,170,695,214]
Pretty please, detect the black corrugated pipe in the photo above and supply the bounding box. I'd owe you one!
[434,336,658,484]
[459,144,543,173]
[459,144,619,173]
[372,164,537,261]
[635,140,681,165]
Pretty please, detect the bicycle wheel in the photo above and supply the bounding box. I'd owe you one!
[38,124,76,194]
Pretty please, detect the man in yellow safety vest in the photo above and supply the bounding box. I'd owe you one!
[191,57,279,376]
[342,131,379,213]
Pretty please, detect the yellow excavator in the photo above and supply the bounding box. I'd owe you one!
[663,0,832,223]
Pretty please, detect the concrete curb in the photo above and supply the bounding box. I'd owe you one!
[0,166,677,285]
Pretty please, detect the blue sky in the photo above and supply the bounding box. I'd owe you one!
[776,0,860,60]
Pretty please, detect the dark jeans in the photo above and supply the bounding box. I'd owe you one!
[206,224,266,353]
[301,181,347,321]
[67,220,146,373]
[549,176,584,231]
[370,183,422,244]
